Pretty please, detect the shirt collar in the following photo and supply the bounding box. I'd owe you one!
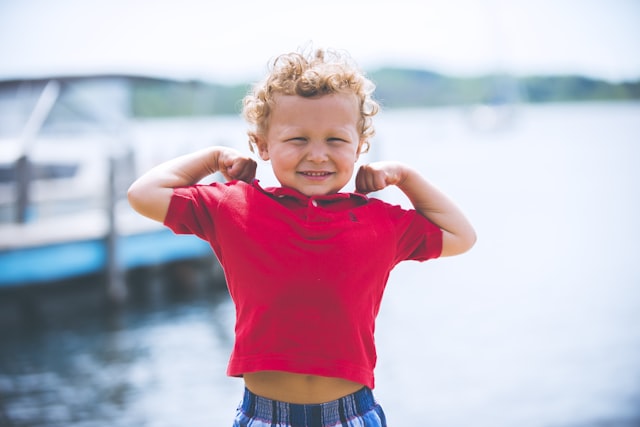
[251,179,369,203]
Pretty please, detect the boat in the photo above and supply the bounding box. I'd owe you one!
[0,75,224,300]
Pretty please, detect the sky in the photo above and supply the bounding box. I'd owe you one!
[0,0,639,84]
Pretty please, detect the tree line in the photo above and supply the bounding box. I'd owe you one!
[131,69,640,117]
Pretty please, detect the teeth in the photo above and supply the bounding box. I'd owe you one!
[303,172,330,176]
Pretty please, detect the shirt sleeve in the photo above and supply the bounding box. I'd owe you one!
[163,182,228,242]
[386,203,443,263]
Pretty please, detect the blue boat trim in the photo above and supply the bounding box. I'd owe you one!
[0,230,213,288]
[119,229,212,269]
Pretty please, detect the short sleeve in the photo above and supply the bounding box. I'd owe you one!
[163,183,228,242]
[386,204,443,263]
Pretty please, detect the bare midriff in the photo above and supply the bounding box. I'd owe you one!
[243,371,365,404]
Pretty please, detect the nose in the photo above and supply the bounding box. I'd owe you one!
[305,140,328,162]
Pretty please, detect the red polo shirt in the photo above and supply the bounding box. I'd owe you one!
[164,180,442,389]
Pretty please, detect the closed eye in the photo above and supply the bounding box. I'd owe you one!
[285,137,307,144]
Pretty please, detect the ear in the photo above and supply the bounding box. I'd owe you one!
[254,135,270,161]
[356,138,369,161]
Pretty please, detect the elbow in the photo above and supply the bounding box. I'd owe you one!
[440,228,477,257]
[462,229,478,254]
[126,180,171,223]
[127,182,143,213]
[127,181,154,219]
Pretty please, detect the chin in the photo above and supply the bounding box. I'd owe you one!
[301,187,334,197]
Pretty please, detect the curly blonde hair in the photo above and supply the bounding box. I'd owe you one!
[242,48,380,153]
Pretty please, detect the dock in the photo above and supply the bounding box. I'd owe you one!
[0,204,214,287]
[0,75,232,304]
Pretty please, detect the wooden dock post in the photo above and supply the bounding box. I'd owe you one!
[14,155,31,223]
[105,155,127,304]
[15,80,60,224]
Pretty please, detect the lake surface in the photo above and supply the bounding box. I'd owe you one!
[1,102,639,426]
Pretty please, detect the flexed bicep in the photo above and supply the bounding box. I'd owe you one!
[128,146,255,223]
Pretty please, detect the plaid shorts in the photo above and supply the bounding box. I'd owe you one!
[233,386,387,427]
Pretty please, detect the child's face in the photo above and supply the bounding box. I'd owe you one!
[256,93,364,197]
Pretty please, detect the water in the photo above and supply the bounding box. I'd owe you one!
[1,102,639,427]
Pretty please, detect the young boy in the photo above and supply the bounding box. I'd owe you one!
[128,48,476,427]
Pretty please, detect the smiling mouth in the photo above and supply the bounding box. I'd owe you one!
[299,171,333,177]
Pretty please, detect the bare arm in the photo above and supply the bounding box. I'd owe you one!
[355,161,476,257]
[127,146,257,223]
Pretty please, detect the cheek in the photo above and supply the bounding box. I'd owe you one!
[340,148,361,166]
[269,147,297,168]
